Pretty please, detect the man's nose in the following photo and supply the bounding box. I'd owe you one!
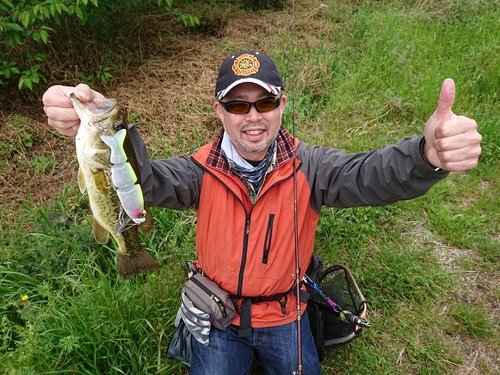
[245,103,262,120]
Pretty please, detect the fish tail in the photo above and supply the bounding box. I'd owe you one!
[117,249,160,280]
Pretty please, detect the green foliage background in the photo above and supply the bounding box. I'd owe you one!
[0,0,199,90]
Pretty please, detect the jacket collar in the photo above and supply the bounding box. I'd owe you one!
[205,124,296,173]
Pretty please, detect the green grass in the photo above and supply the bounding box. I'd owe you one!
[1,200,195,374]
[1,0,499,374]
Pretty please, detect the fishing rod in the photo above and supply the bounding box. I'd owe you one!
[290,0,303,374]
[303,274,371,329]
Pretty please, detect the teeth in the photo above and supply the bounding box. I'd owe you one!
[245,130,263,135]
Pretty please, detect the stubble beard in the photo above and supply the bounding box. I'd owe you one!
[226,122,275,155]
[231,136,272,154]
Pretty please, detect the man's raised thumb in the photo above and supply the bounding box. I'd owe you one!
[434,78,456,121]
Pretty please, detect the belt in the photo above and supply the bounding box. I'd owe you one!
[237,288,310,337]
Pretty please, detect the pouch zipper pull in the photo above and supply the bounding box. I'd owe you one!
[211,295,228,318]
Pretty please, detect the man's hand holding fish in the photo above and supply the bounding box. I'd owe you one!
[43,84,104,137]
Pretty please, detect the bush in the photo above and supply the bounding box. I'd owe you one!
[0,0,199,90]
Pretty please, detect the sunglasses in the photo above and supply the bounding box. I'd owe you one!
[218,97,281,115]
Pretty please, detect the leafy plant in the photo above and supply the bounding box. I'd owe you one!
[0,115,43,161]
[85,65,113,86]
[29,156,56,174]
[0,59,19,85]
[18,53,47,89]
[0,0,200,90]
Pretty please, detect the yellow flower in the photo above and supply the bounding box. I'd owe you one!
[21,295,29,301]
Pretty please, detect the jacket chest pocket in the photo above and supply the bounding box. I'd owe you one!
[262,213,275,264]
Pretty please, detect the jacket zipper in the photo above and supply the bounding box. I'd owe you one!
[262,213,275,264]
[237,214,251,297]
[191,162,249,297]
[238,170,297,298]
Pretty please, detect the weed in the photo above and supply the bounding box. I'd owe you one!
[449,303,492,339]
[129,110,143,124]
[0,115,43,160]
[29,156,56,174]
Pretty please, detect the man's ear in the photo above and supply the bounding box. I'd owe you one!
[214,101,225,122]
[280,95,287,113]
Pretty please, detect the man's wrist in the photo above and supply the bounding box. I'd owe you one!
[420,138,447,172]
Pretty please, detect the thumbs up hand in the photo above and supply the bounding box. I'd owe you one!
[423,78,482,172]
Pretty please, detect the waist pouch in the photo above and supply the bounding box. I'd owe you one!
[166,289,212,365]
[183,273,237,331]
[166,317,192,364]
[179,290,211,345]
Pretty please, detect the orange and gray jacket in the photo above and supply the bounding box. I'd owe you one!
[131,124,448,328]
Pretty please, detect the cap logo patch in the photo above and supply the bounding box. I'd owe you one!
[232,54,260,77]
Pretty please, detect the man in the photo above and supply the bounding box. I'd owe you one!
[43,50,482,375]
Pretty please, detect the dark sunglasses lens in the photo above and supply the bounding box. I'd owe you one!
[222,97,280,114]
[226,102,251,114]
[255,98,279,112]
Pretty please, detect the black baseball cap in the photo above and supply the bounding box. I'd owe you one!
[215,50,284,100]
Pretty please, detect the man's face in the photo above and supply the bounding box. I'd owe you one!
[214,82,287,161]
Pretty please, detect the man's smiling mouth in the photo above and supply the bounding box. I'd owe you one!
[244,129,264,135]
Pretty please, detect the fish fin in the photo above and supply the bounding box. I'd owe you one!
[139,204,155,235]
[78,168,86,193]
[92,218,110,244]
[117,249,160,280]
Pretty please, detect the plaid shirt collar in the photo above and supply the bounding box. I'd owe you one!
[205,124,296,174]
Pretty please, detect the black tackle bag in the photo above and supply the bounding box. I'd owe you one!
[306,262,368,361]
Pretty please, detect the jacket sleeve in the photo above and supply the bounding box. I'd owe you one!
[299,135,449,212]
[129,126,203,210]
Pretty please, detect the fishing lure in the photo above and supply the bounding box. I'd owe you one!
[101,129,146,231]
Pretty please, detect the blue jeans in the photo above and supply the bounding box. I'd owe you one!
[190,311,321,375]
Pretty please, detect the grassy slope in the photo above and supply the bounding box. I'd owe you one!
[1,1,499,374]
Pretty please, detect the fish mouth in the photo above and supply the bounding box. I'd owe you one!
[70,93,118,123]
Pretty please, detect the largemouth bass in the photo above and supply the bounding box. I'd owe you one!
[71,93,160,279]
